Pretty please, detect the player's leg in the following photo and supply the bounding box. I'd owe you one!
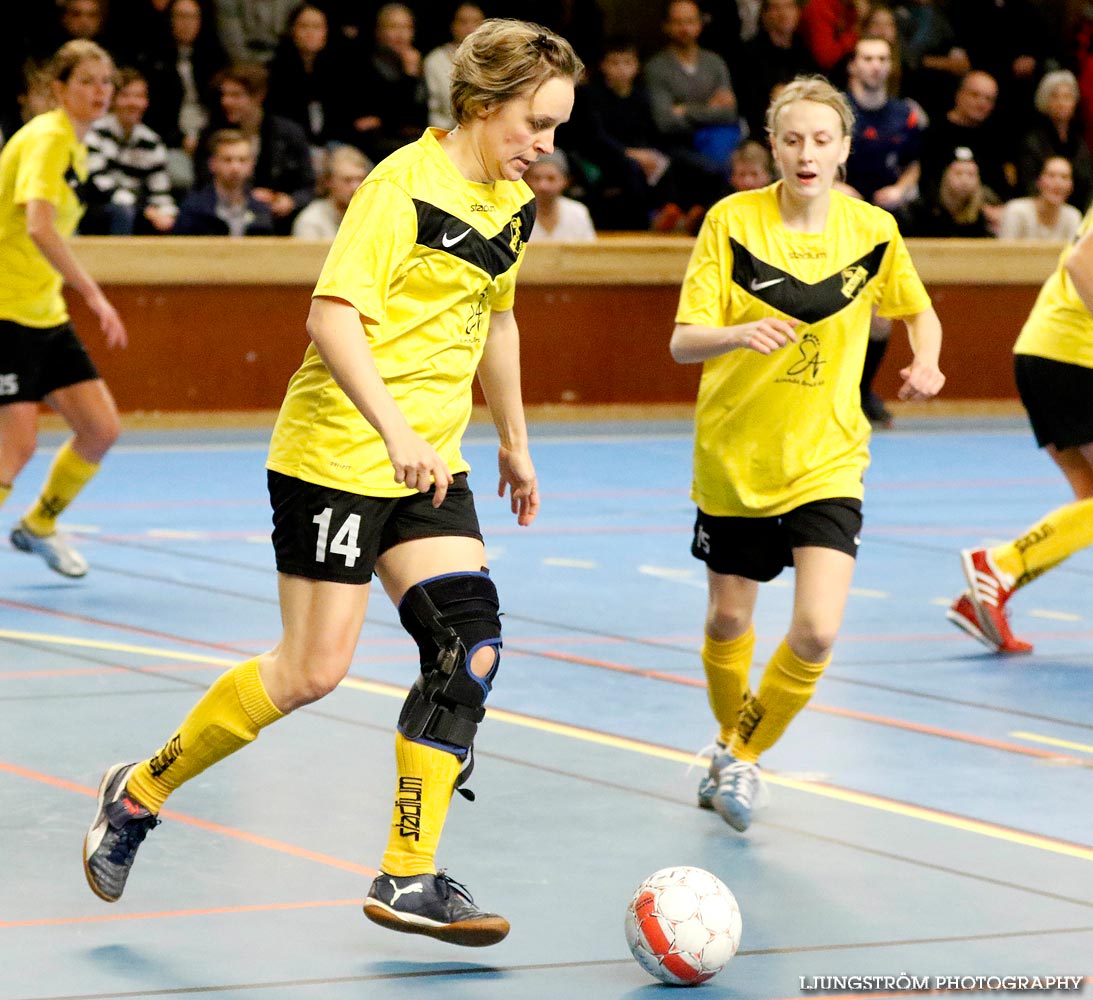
[0,401,39,513]
[84,472,380,903]
[719,500,860,831]
[861,312,893,428]
[11,377,119,577]
[364,523,510,946]
[688,508,778,823]
[84,574,370,902]
[958,356,1093,650]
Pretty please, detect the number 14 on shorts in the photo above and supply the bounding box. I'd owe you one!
[313,508,362,567]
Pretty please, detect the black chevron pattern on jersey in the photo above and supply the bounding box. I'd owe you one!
[730,237,890,323]
[413,199,536,279]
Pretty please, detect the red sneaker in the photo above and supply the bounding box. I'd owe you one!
[946,592,1032,654]
[960,548,1019,643]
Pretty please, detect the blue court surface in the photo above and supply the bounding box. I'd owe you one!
[2,416,1091,1000]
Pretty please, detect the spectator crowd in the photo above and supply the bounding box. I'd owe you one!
[0,0,1087,240]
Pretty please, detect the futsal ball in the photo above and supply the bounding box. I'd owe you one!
[624,866,742,986]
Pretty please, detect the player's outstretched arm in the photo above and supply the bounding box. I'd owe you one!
[670,318,799,363]
[478,307,539,527]
[896,306,945,401]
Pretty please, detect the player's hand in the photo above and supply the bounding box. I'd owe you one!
[498,445,539,527]
[734,317,798,354]
[385,429,453,507]
[897,359,945,401]
[89,291,127,349]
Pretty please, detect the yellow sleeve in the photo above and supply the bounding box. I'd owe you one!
[312,178,418,322]
[675,212,734,326]
[13,130,74,207]
[488,244,523,311]
[875,224,932,319]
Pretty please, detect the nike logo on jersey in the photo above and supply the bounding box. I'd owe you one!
[750,277,785,291]
[441,228,473,247]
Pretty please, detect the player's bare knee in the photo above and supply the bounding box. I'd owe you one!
[706,607,752,642]
[787,624,835,664]
[469,643,497,678]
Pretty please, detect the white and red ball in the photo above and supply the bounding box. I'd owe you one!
[624,866,742,986]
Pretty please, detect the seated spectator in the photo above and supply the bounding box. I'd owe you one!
[55,0,109,48]
[798,0,866,79]
[291,145,371,238]
[907,149,995,237]
[524,151,596,242]
[141,0,227,192]
[861,4,900,94]
[1017,70,1093,213]
[843,35,924,217]
[215,0,297,64]
[999,157,1082,242]
[1,66,55,150]
[175,127,274,234]
[81,68,178,234]
[422,3,484,130]
[919,70,1014,227]
[894,0,965,121]
[267,3,353,152]
[734,0,817,138]
[645,0,742,209]
[568,36,673,230]
[948,0,1052,134]
[199,62,315,231]
[727,138,774,192]
[347,3,428,162]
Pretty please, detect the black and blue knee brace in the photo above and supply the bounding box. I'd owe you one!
[396,571,502,764]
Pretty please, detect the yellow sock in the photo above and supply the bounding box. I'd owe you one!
[126,658,283,813]
[0,483,11,510]
[22,441,99,536]
[380,733,461,877]
[731,639,828,764]
[702,627,754,746]
[990,497,1093,588]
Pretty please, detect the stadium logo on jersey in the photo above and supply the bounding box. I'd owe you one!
[469,202,496,212]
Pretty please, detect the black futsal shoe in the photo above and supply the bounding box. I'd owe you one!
[83,762,159,902]
[363,870,510,946]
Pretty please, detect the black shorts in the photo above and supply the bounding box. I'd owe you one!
[691,498,863,582]
[1014,353,1093,451]
[268,470,483,584]
[0,320,99,403]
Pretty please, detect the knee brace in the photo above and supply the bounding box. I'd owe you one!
[396,571,502,759]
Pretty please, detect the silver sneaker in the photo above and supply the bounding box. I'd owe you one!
[83,763,159,902]
[711,755,764,832]
[10,523,88,577]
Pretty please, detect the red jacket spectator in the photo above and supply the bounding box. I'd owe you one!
[799,0,865,73]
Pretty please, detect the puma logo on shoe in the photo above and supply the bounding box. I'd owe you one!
[390,880,425,906]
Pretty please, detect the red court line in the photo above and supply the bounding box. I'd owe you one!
[0,898,362,929]
[0,760,376,878]
[504,647,1092,768]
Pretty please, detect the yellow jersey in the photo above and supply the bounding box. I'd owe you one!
[676,184,931,517]
[267,128,535,496]
[1013,206,1093,369]
[0,109,87,327]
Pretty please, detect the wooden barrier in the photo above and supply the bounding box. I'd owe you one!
[65,236,1062,412]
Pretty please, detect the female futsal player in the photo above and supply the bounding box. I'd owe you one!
[670,75,945,832]
[0,40,127,578]
[84,19,582,946]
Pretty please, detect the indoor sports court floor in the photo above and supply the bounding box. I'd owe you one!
[2,416,1091,1000]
